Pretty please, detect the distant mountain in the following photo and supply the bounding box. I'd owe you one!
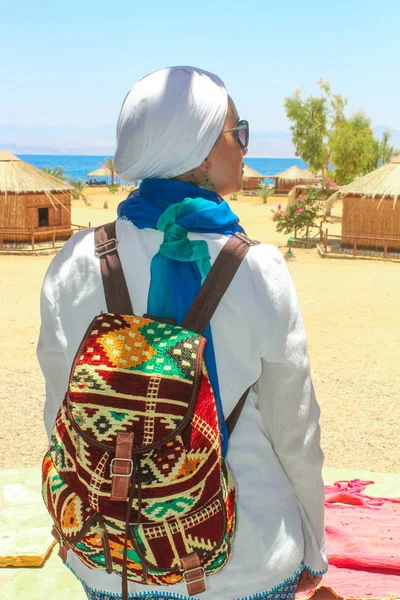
[249,127,400,158]
[1,124,399,158]
[0,143,115,156]
[0,124,116,155]
[248,131,295,158]
[0,124,296,157]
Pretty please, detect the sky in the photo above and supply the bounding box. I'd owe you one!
[1,0,399,153]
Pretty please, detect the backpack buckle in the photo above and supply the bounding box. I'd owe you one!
[110,457,133,477]
[183,566,205,585]
[95,238,118,258]
[234,232,258,246]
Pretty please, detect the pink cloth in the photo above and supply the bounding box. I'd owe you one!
[298,480,400,599]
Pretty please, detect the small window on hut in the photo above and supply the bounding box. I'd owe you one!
[38,207,49,227]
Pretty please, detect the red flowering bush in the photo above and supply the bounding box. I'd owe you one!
[271,177,337,240]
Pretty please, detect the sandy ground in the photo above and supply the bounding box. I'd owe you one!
[0,187,399,473]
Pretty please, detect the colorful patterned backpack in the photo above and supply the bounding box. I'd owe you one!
[42,222,256,598]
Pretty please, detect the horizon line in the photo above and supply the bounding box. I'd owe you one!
[13,152,299,160]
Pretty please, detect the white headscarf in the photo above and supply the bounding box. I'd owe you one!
[114,66,228,182]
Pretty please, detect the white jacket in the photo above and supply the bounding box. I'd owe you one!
[37,219,327,600]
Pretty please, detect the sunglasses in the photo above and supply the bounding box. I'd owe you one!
[221,119,249,150]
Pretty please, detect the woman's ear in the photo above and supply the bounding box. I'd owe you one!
[198,157,210,174]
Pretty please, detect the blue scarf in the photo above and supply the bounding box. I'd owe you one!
[117,178,243,456]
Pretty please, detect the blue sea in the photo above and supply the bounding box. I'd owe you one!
[17,155,307,184]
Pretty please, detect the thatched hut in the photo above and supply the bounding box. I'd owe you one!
[242,166,267,191]
[269,165,314,194]
[0,150,73,244]
[334,155,400,250]
[287,182,337,208]
[87,166,113,185]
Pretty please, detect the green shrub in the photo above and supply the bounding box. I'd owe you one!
[271,177,336,240]
[256,185,274,204]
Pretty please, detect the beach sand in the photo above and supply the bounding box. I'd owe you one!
[0,187,399,473]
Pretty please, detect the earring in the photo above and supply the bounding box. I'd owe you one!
[199,174,216,192]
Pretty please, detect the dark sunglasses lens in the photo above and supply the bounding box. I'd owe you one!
[238,122,249,149]
[238,128,247,148]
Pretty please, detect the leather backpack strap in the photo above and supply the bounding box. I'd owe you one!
[94,221,133,314]
[182,233,258,334]
[181,553,206,595]
[182,232,258,440]
[225,388,250,438]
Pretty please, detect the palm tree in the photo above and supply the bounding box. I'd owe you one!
[256,185,274,204]
[41,166,67,181]
[69,179,90,205]
[102,158,116,186]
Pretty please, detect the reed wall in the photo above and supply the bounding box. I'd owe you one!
[342,195,400,250]
[273,180,311,194]
[0,191,72,242]
[242,177,265,191]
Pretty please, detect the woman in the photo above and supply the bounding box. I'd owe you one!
[38,66,327,600]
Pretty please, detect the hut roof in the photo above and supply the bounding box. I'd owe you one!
[337,155,400,206]
[269,165,314,182]
[243,165,266,179]
[87,166,113,178]
[0,150,73,194]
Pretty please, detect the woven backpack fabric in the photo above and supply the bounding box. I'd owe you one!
[42,222,256,598]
